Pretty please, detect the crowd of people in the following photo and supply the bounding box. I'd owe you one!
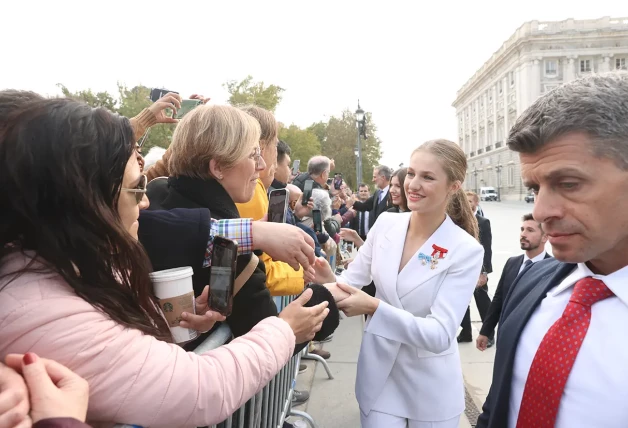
[2,70,628,428]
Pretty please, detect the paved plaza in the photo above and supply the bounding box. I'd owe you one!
[289,201,543,427]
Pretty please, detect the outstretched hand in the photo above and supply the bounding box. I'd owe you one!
[148,92,182,124]
[336,282,379,317]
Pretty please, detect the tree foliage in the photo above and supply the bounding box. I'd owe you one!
[58,83,175,151]
[279,125,321,167]
[223,75,284,112]
[308,110,382,190]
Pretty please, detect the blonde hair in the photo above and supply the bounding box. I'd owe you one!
[238,105,278,149]
[168,105,261,180]
[413,139,479,240]
[466,191,479,203]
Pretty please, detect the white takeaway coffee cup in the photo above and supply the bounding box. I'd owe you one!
[150,267,199,344]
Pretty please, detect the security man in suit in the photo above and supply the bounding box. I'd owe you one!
[478,73,628,428]
[476,213,551,351]
[351,165,393,229]
[458,191,493,343]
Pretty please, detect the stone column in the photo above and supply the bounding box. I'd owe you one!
[564,56,577,82]
[492,86,498,144]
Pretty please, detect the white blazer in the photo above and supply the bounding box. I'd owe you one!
[338,212,484,421]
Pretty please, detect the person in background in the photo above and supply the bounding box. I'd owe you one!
[387,167,408,213]
[0,98,329,427]
[234,106,312,296]
[269,140,292,192]
[143,146,167,172]
[478,72,628,428]
[287,184,323,258]
[1,354,90,428]
[350,183,371,241]
[458,191,493,343]
[292,156,332,192]
[476,213,551,351]
[352,166,393,230]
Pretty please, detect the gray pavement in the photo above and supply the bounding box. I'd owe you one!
[289,201,540,427]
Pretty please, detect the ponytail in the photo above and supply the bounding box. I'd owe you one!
[447,188,479,240]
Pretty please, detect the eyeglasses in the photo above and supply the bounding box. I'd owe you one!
[250,146,262,168]
[122,175,148,204]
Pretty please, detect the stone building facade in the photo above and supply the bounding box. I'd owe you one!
[453,16,628,200]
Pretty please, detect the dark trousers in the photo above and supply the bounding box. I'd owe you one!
[460,284,493,339]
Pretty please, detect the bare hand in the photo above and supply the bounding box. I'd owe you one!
[313,257,336,284]
[323,282,351,303]
[180,286,227,332]
[189,94,211,104]
[252,221,315,271]
[0,362,30,428]
[329,159,335,170]
[477,273,488,287]
[148,92,182,124]
[336,282,379,317]
[5,353,88,424]
[294,196,314,219]
[278,289,330,343]
[476,335,489,351]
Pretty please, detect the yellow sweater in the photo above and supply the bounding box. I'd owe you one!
[236,180,305,297]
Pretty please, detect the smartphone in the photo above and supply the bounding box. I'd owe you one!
[302,180,314,206]
[268,188,289,223]
[150,88,179,102]
[208,237,238,317]
[312,209,323,234]
[176,99,203,119]
[292,159,301,175]
[334,173,343,190]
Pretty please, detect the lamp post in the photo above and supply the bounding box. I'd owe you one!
[495,161,503,202]
[355,100,366,185]
[473,167,478,194]
[354,147,360,188]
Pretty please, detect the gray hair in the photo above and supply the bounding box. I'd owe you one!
[307,156,331,176]
[143,147,167,170]
[375,165,393,180]
[311,188,332,220]
[508,71,628,170]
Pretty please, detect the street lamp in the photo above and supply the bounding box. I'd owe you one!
[495,161,503,202]
[473,167,478,194]
[354,147,360,186]
[355,100,367,184]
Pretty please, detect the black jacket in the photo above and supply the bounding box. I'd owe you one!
[352,188,392,228]
[143,176,278,340]
[477,258,572,428]
[292,173,325,193]
[476,213,493,274]
[479,253,552,338]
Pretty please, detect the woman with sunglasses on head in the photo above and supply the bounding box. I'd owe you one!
[0,98,329,428]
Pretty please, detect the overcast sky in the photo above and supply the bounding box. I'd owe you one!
[2,1,625,167]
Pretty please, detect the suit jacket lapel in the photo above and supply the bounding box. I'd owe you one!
[375,213,409,308]
[490,262,575,425]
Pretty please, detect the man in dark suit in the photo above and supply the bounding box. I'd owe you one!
[350,183,371,240]
[477,73,628,428]
[458,191,493,343]
[351,165,393,229]
[476,213,551,351]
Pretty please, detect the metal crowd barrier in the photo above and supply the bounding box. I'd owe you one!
[191,294,322,428]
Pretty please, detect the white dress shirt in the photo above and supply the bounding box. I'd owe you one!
[509,263,628,428]
[378,185,389,203]
[518,251,547,274]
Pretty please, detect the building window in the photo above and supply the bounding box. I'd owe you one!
[580,59,591,73]
[545,60,557,76]
[497,123,504,142]
[498,80,503,95]
[617,58,627,70]
[508,165,515,187]
[509,71,515,86]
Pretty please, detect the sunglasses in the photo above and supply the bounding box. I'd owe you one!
[122,175,148,204]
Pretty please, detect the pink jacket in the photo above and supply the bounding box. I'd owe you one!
[0,253,295,428]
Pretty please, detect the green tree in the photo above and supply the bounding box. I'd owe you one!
[223,75,284,112]
[57,84,117,111]
[57,83,175,151]
[279,125,321,167]
[311,110,382,190]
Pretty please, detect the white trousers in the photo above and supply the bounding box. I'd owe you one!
[360,410,461,428]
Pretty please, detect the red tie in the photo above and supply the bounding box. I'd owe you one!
[516,277,614,428]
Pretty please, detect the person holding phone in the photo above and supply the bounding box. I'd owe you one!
[0,98,330,427]
[313,140,484,428]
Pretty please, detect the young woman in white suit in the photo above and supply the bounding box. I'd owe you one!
[315,139,485,428]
